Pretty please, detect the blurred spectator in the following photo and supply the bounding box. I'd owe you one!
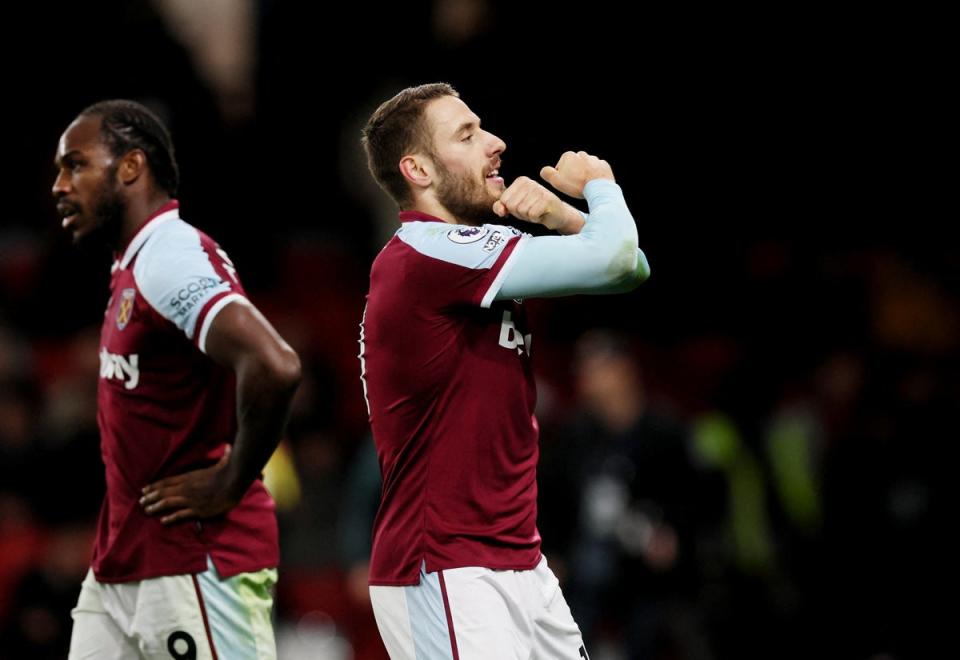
[540,330,716,659]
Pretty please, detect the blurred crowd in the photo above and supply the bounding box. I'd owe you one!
[1,236,952,659]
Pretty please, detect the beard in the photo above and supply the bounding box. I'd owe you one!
[76,168,126,249]
[434,159,499,226]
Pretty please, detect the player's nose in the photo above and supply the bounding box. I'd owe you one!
[52,170,71,198]
[485,130,506,157]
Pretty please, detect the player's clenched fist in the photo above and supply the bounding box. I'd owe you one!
[492,176,568,231]
[540,151,615,199]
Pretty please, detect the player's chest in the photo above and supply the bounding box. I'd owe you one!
[99,272,166,354]
[460,302,533,360]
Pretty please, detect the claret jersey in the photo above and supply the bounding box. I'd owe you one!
[361,211,542,585]
[93,201,277,582]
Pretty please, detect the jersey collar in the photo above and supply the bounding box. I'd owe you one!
[398,210,450,224]
[115,200,181,271]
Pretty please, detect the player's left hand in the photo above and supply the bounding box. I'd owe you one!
[139,445,241,525]
[492,176,583,234]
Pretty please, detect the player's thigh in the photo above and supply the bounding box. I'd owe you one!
[68,570,139,660]
[370,584,418,660]
[127,573,218,660]
[441,566,531,660]
[531,557,588,660]
[370,564,506,660]
[195,562,278,660]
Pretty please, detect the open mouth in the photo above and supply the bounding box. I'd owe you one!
[57,203,80,229]
[485,168,504,186]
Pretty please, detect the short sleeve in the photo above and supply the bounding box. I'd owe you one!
[396,222,529,308]
[132,220,247,352]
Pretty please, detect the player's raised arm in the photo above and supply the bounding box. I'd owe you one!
[492,175,585,235]
[492,151,650,301]
[140,301,301,524]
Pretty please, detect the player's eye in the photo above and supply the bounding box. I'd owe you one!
[461,134,473,142]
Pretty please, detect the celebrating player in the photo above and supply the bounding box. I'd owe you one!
[359,83,650,659]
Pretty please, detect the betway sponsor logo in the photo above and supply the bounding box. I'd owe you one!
[99,348,140,390]
[499,310,532,356]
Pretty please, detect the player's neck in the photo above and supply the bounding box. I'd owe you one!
[119,193,173,246]
[410,194,461,225]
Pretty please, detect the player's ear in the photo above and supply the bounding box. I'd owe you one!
[399,153,433,191]
[117,149,147,186]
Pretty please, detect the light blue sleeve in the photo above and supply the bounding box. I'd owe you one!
[133,220,239,340]
[494,179,650,300]
[396,222,521,271]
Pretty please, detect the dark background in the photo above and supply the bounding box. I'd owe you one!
[0,2,950,659]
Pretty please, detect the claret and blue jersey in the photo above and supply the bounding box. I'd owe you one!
[361,180,649,587]
[361,210,542,585]
[94,201,277,583]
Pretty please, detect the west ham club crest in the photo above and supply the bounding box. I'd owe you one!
[116,288,136,330]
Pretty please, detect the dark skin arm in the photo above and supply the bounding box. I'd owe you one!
[139,300,301,525]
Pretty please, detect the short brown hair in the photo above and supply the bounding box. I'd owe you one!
[361,83,458,209]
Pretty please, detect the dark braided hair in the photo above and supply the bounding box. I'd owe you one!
[80,100,180,196]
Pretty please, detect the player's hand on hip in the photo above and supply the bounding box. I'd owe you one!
[139,445,241,525]
[492,176,569,230]
[540,151,615,199]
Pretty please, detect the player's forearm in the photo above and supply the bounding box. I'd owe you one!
[496,180,649,299]
[224,349,301,500]
[555,202,586,235]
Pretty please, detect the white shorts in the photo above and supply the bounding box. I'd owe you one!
[68,557,277,660]
[370,556,588,660]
